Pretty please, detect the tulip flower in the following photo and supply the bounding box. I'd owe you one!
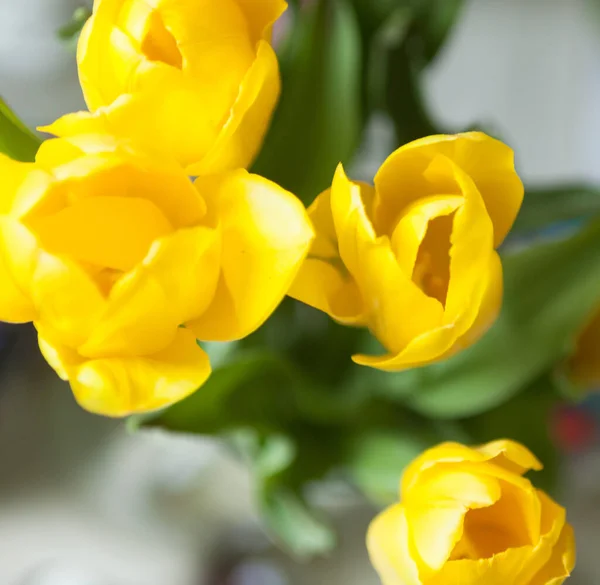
[368,440,575,585]
[41,0,287,175]
[0,135,313,416]
[290,132,524,370]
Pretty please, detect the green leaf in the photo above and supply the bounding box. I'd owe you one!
[373,14,439,145]
[253,0,363,203]
[260,486,336,558]
[149,345,371,435]
[150,351,299,435]
[236,431,337,558]
[412,0,466,65]
[0,97,41,162]
[345,428,434,504]
[363,0,465,143]
[393,220,600,419]
[512,184,600,236]
[351,0,411,39]
[366,7,413,112]
[57,6,92,44]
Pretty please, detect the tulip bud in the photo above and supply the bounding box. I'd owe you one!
[367,440,575,585]
[290,132,524,370]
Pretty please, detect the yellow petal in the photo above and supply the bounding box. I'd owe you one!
[27,195,173,272]
[374,132,523,247]
[288,185,365,324]
[78,8,146,110]
[188,171,313,341]
[7,168,56,220]
[35,134,125,168]
[79,227,221,358]
[37,324,81,381]
[35,136,89,168]
[0,218,37,322]
[367,504,422,585]
[0,154,34,214]
[408,469,501,509]
[359,250,500,370]
[529,523,575,585]
[428,546,534,585]
[476,439,543,476]
[353,323,458,371]
[406,503,467,573]
[329,164,376,276]
[329,165,443,353]
[456,479,539,557]
[353,157,498,371]
[355,239,447,355]
[513,490,568,585]
[40,328,211,417]
[79,234,220,357]
[159,0,255,89]
[32,143,206,227]
[234,0,288,42]
[187,41,281,176]
[32,252,106,348]
[401,441,540,498]
[391,194,463,280]
[436,156,494,326]
[39,111,115,146]
[451,250,503,353]
[42,91,220,177]
[137,226,222,324]
[288,257,365,325]
[304,188,339,260]
[424,489,565,585]
[401,442,479,496]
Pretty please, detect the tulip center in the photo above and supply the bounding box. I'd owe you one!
[412,213,454,306]
[450,485,533,560]
[141,11,183,69]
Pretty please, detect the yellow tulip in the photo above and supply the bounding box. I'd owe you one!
[568,303,600,392]
[289,132,524,370]
[368,440,575,585]
[0,135,313,417]
[39,0,286,175]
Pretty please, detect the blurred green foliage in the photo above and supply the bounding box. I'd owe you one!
[57,5,92,50]
[513,184,600,235]
[253,0,363,202]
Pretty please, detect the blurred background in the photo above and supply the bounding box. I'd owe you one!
[1,0,600,583]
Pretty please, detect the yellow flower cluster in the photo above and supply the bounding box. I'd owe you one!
[0,2,578,580]
[368,440,575,585]
[0,2,522,409]
[0,0,313,416]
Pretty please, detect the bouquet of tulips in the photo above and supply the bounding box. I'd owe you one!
[3,0,600,582]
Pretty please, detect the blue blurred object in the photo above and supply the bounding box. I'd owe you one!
[582,393,600,416]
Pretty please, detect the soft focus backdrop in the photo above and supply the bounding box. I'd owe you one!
[1,0,600,584]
